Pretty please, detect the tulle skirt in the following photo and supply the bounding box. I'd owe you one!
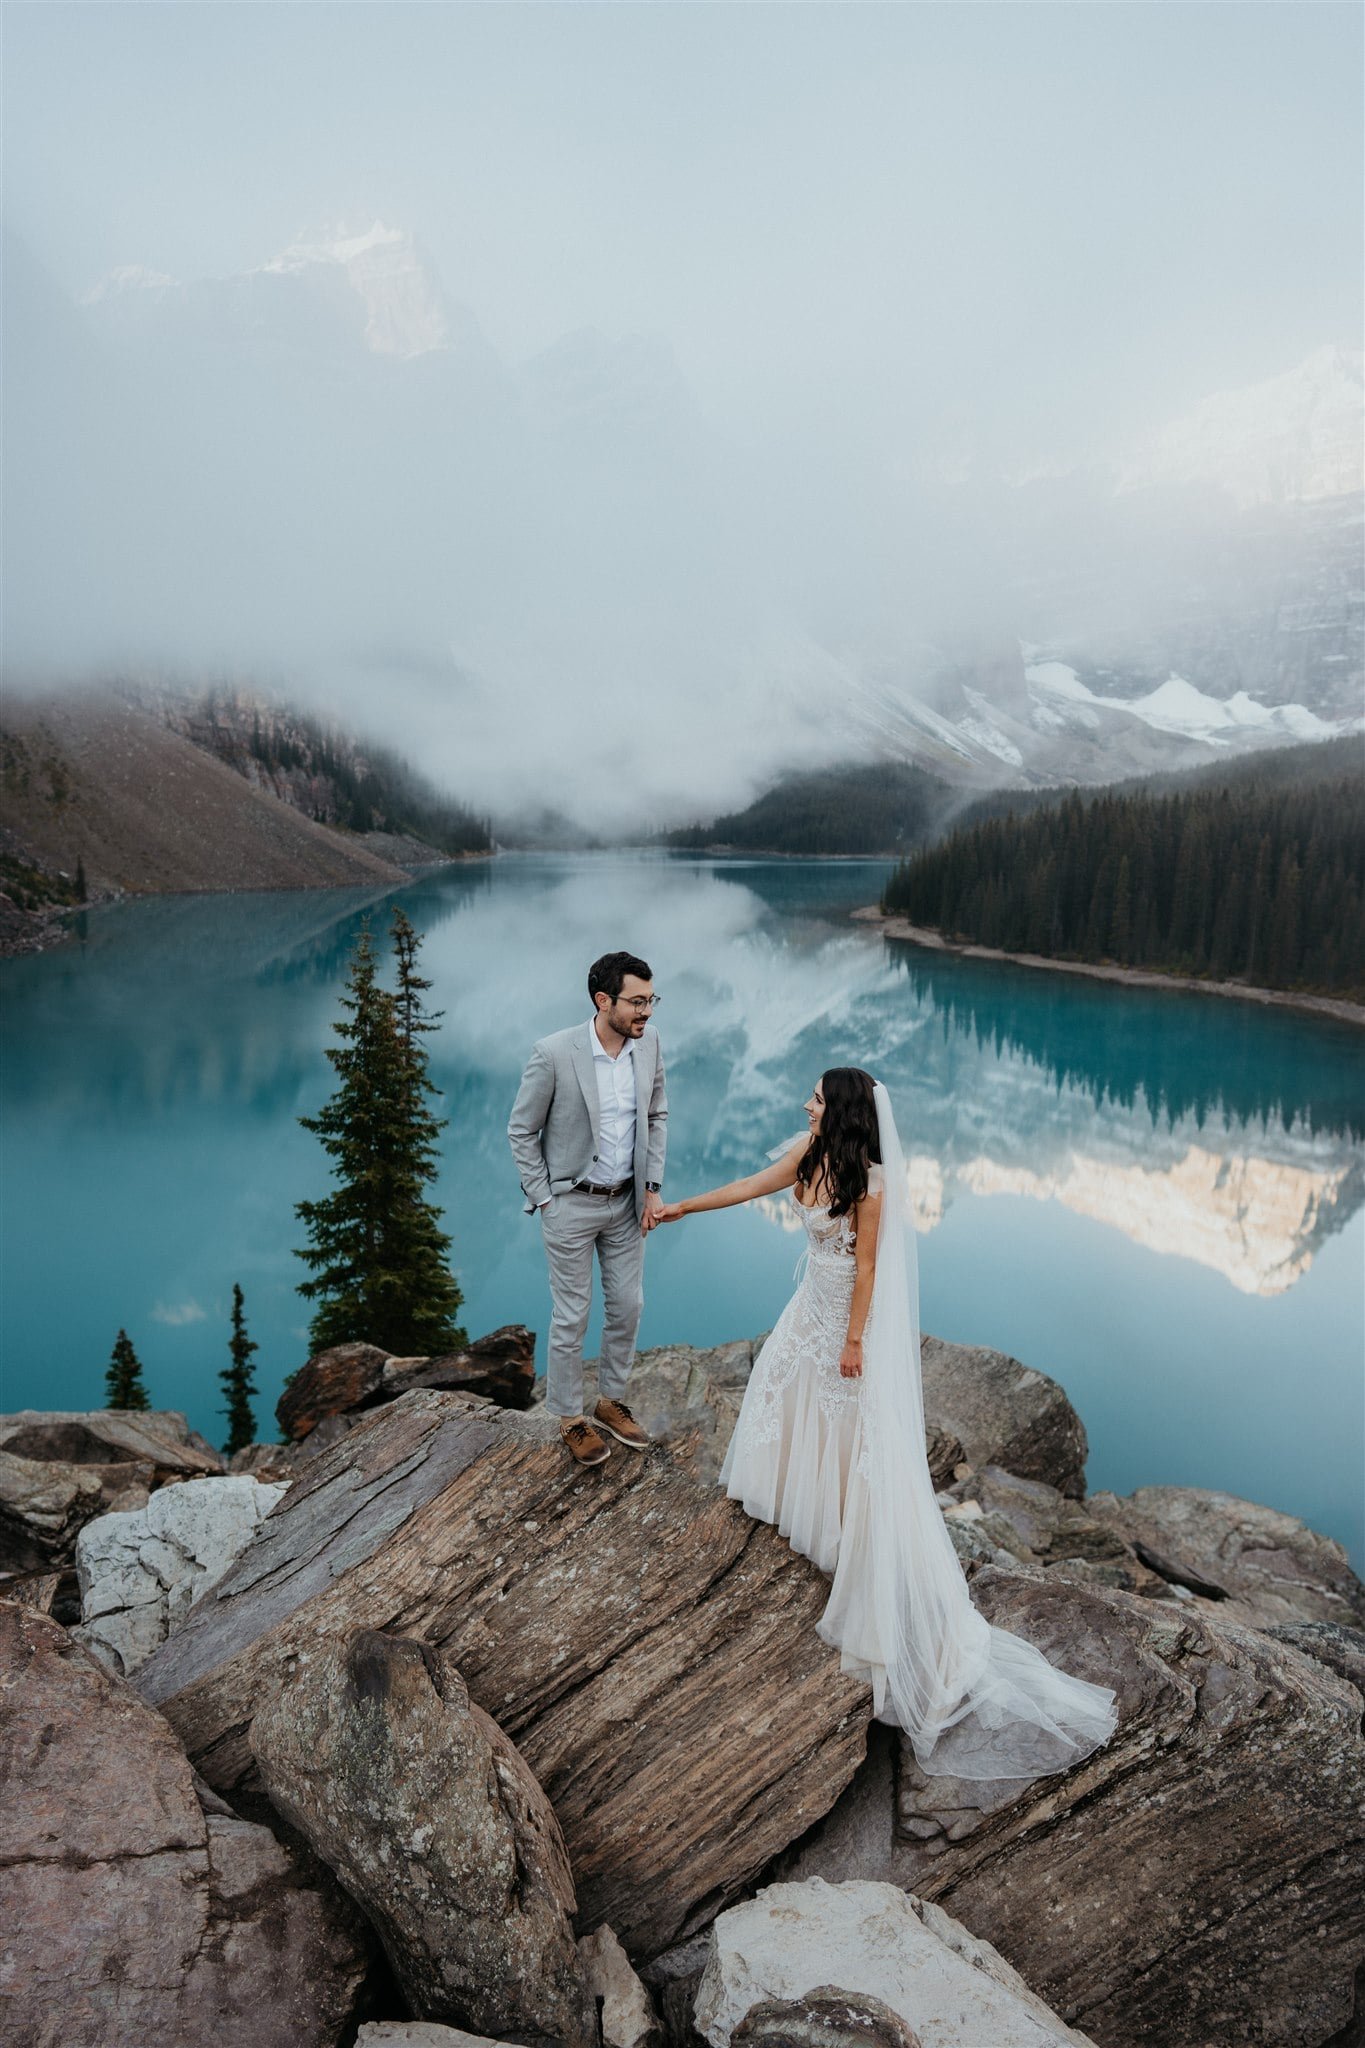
[719,1264,891,1699]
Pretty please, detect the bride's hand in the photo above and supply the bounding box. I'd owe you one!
[655,1201,687,1223]
[839,1339,864,1379]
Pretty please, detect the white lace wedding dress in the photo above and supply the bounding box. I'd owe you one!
[720,1087,1119,1783]
[720,1171,886,1663]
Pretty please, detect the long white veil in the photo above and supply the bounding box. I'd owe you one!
[821,1080,1118,1780]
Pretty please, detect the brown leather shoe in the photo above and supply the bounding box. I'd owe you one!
[593,1398,651,1450]
[560,1418,610,1467]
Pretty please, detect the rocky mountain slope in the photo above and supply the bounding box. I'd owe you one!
[0,688,411,918]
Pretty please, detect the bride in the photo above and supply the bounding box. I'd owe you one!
[658,1067,1118,1781]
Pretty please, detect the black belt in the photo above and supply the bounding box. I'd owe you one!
[570,1178,633,1197]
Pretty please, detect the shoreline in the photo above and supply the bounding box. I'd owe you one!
[853,907,1365,1029]
[0,848,493,962]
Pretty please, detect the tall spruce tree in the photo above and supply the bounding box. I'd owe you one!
[220,1283,259,1456]
[105,1328,151,1410]
[294,916,465,1355]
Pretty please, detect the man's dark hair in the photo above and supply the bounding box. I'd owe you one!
[588,951,652,1006]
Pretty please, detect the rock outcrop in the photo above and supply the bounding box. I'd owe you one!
[0,1598,375,2048]
[1086,1483,1365,1627]
[275,1326,538,1444]
[252,1627,594,2045]
[0,1407,226,1573]
[73,1474,287,1676]
[918,1337,1089,1498]
[695,1879,1096,2047]
[136,1389,873,1957]
[778,1570,1365,2048]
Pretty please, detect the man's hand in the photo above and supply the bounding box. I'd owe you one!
[641,1190,667,1236]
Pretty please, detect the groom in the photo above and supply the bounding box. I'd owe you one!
[508,950,667,1466]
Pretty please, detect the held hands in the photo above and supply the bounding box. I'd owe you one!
[655,1201,687,1224]
[640,1190,668,1236]
[839,1338,864,1379]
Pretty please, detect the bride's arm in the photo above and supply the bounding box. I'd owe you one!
[658,1140,805,1221]
[839,1188,884,1378]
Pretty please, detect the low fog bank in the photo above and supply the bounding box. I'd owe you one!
[3,221,1361,833]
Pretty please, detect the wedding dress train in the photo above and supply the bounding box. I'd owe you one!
[719,1084,1118,1782]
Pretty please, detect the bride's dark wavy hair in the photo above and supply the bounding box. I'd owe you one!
[798,1067,880,1219]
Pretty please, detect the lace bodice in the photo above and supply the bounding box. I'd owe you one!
[793,1163,885,1261]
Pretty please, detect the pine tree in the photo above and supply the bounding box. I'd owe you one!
[105,1328,151,1410]
[75,856,88,903]
[294,917,466,1356]
[220,1283,259,1456]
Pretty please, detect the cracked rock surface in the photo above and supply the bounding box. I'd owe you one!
[73,1474,288,1676]
[251,1628,595,2046]
[136,1389,873,1957]
[0,1598,376,2048]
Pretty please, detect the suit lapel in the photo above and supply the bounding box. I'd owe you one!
[633,1030,651,1133]
[571,1022,601,1145]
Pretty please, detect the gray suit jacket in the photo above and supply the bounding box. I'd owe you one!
[508,1020,667,1222]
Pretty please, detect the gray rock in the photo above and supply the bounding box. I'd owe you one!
[732,1987,920,2048]
[0,1597,375,2048]
[1086,1484,1365,1627]
[694,1879,1095,2047]
[580,1922,662,2048]
[72,1474,287,1676]
[250,1627,596,2047]
[778,1569,1365,2048]
[0,1408,224,1571]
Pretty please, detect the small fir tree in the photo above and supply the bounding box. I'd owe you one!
[220,1283,259,1456]
[105,1328,151,1410]
[294,917,465,1356]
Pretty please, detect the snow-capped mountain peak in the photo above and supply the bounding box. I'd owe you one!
[1117,346,1364,510]
[262,219,451,359]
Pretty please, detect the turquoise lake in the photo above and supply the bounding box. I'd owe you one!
[2,852,1362,1567]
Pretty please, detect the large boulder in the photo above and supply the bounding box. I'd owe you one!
[0,1407,225,1572]
[918,1337,1089,1498]
[276,1327,537,1442]
[73,1474,288,1676]
[0,1598,376,2048]
[136,1389,873,1958]
[695,1879,1096,2047]
[252,1628,594,2045]
[777,1569,1365,2048]
[1085,1484,1365,1628]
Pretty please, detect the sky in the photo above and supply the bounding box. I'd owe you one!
[2,1,1362,822]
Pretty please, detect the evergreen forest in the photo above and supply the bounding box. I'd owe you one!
[665,761,959,856]
[882,744,1365,997]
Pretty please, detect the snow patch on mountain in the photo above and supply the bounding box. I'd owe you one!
[1023,660,1342,747]
[81,265,176,305]
[959,688,1025,767]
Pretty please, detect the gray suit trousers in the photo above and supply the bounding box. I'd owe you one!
[540,1187,645,1418]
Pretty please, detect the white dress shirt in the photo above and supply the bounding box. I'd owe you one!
[589,1029,637,1184]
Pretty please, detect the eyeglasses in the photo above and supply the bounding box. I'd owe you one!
[619,995,661,1012]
